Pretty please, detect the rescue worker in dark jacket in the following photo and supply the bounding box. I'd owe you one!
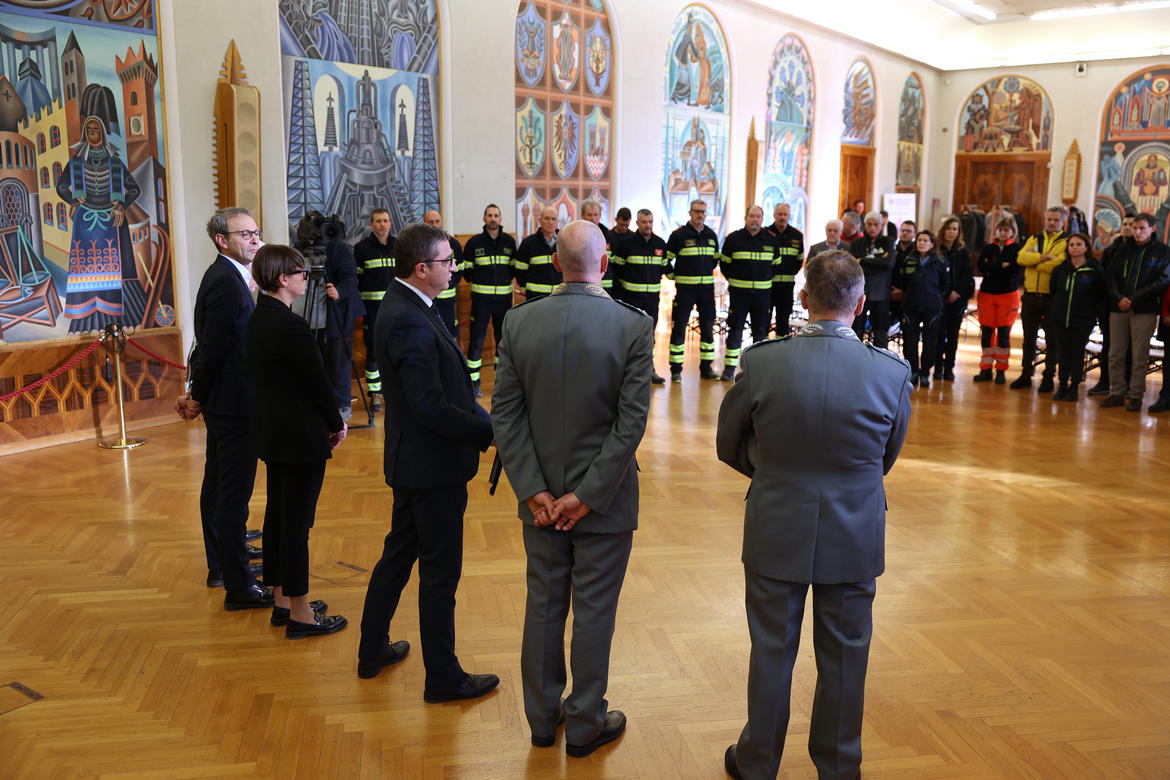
[463,203,516,396]
[353,208,394,410]
[581,199,615,292]
[424,209,463,340]
[848,211,895,348]
[612,208,669,384]
[893,230,949,389]
[1048,233,1107,402]
[934,216,974,381]
[666,199,720,381]
[514,206,561,302]
[766,202,804,336]
[720,205,778,381]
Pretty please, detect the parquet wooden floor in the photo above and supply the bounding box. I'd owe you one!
[2,328,1169,779]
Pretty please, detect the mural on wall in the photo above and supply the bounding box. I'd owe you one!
[762,33,813,234]
[841,57,875,147]
[0,1,173,343]
[957,74,1053,154]
[896,72,924,193]
[279,0,440,240]
[1093,65,1170,252]
[514,0,614,240]
[662,3,729,237]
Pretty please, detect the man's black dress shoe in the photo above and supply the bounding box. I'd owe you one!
[566,710,626,758]
[224,584,275,611]
[356,640,411,678]
[531,700,566,747]
[270,601,327,626]
[286,613,347,639]
[246,544,263,560]
[245,529,262,542]
[724,744,744,779]
[206,569,224,588]
[423,672,500,703]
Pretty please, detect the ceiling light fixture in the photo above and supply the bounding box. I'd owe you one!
[1031,0,1170,20]
[951,0,997,20]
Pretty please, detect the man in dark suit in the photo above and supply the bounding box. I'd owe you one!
[717,249,913,780]
[176,207,272,610]
[492,220,653,758]
[356,223,498,701]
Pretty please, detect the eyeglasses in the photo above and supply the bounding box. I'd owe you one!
[284,268,311,279]
[422,258,458,268]
[225,229,263,240]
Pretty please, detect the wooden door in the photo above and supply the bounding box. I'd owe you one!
[952,152,1050,235]
[839,146,875,216]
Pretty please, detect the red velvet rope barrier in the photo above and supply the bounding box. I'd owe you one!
[0,339,103,404]
[125,336,187,372]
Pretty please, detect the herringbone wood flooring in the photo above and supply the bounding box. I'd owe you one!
[2,332,1169,779]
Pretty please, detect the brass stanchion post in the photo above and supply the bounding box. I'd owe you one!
[98,323,147,450]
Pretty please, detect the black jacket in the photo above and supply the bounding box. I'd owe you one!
[767,223,805,282]
[849,234,895,302]
[325,238,361,334]
[189,254,253,417]
[515,231,561,295]
[1105,238,1170,314]
[720,228,778,289]
[375,281,493,488]
[895,251,949,313]
[1050,259,1107,328]
[939,243,975,300]
[977,242,1020,295]
[463,227,516,295]
[666,222,719,285]
[354,232,395,302]
[246,294,344,463]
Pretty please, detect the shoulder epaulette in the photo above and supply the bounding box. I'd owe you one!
[866,343,911,367]
[743,335,789,354]
[615,299,651,318]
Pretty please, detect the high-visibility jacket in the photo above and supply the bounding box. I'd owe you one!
[666,223,719,286]
[463,227,516,296]
[720,228,778,291]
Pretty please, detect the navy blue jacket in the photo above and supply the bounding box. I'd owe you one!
[189,254,254,417]
[895,251,950,313]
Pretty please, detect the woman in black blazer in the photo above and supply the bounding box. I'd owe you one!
[247,245,348,638]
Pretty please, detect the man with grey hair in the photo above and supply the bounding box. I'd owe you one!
[580,199,615,291]
[808,218,844,259]
[515,206,562,301]
[840,211,862,243]
[717,249,912,780]
[493,219,653,758]
[177,207,271,607]
[848,210,895,347]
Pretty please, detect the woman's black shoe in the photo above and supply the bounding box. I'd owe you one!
[285,613,347,639]
[270,600,328,626]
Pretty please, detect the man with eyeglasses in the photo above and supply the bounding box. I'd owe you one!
[357,223,498,703]
[176,207,272,610]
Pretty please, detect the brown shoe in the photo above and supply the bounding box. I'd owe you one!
[1100,395,1127,408]
[1125,398,1142,412]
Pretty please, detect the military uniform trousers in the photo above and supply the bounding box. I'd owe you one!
[725,289,772,368]
[736,573,876,780]
[521,524,633,746]
[362,301,383,393]
[466,293,511,382]
[670,283,715,371]
[771,280,796,337]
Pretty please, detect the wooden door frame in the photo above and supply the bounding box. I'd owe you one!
[952,151,1051,232]
[839,145,875,216]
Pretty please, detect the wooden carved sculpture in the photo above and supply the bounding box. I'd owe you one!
[213,41,262,227]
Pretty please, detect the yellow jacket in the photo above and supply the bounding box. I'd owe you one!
[1016,231,1068,294]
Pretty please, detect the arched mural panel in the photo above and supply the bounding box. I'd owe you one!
[514,0,614,239]
[1093,65,1170,251]
[896,72,924,194]
[842,57,876,147]
[762,33,814,233]
[957,74,1053,154]
[661,3,730,238]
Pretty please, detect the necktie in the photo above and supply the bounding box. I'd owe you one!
[426,302,454,342]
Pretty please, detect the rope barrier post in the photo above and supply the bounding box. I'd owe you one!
[98,323,147,450]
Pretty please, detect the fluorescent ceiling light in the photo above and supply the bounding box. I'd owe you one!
[1031,0,1170,20]
[951,0,997,20]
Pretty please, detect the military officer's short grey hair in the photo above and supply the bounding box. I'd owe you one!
[803,250,864,315]
[553,220,605,274]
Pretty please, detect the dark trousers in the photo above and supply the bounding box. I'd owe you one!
[736,574,876,780]
[261,460,326,597]
[1050,321,1094,387]
[725,289,772,367]
[358,484,468,688]
[621,290,660,327]
[521,525,633,746]
[936,298,968,372]
[1020,292,1057,378]
[851,299,891,348]
[466,294,510,379]
[669,284,715,370]
[200,412,258,592]
[771,282,796,335]
[435,296,459,339]
[322,327,352,409]
[901,309,941,375]
[362,301,381,394]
